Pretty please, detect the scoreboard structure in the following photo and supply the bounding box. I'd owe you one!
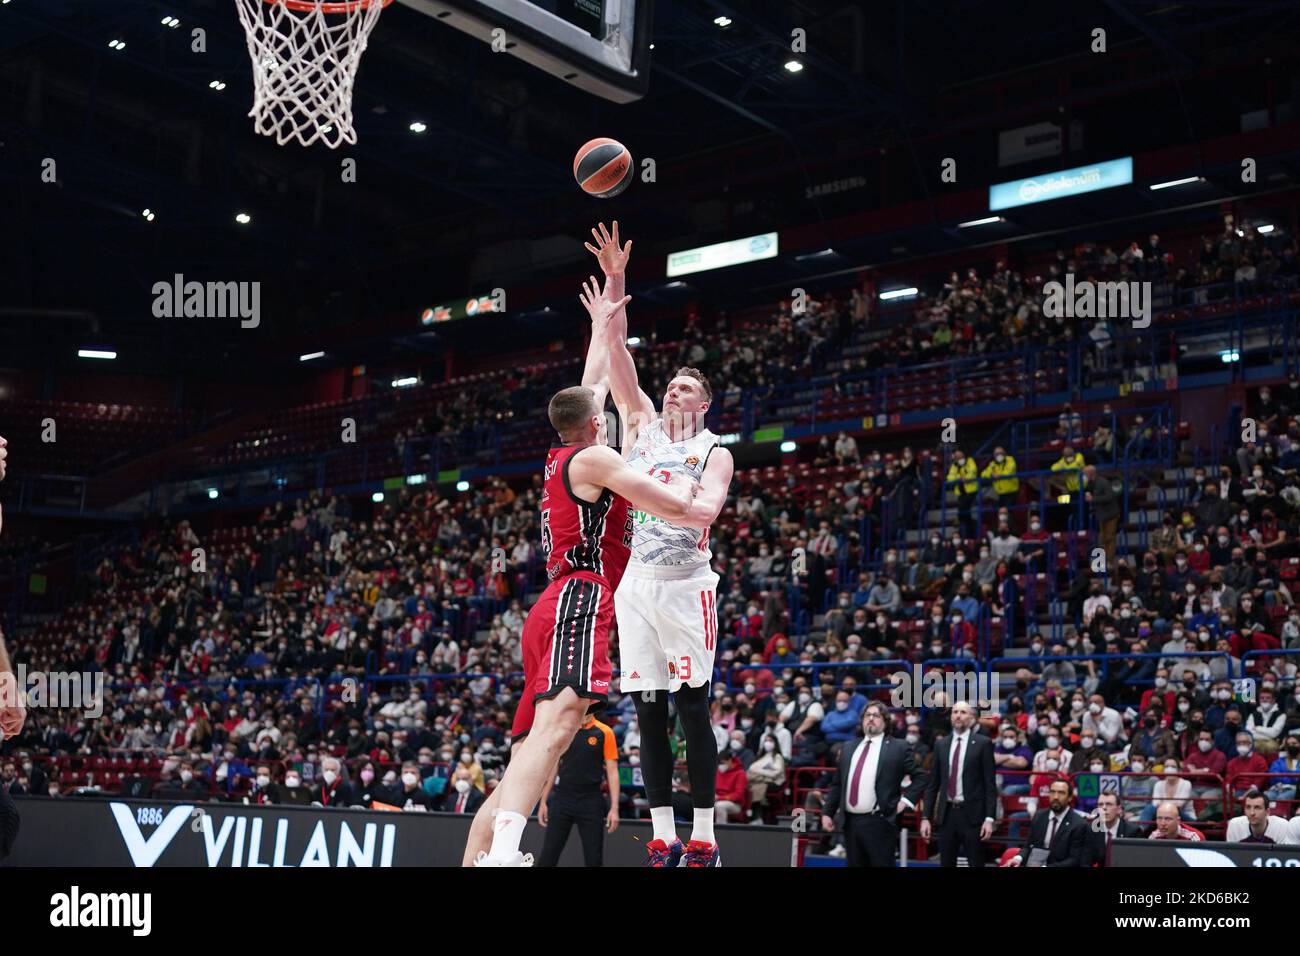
[400,0,653,103]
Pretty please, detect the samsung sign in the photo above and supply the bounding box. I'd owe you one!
[989,157,1133,211]
[666,232,778,278]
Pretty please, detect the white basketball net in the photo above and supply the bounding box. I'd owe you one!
[235,0,389,149]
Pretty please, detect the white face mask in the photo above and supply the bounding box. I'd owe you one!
[1090,763,1105,773]
[402,772,418,786]
[256,775,271,788]
[905,733,919,744]
[762,740,776,753]
[454,778,471,794]
[1044,758,1060,771]
[1046,736,1060,749]
[1130,762,1145,774]
[285,777,301,789]
[322,769,337,785]
[1081,737,1095,749]
[1237,745,1251,757]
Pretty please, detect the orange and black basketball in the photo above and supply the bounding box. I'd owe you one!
[574,137,632,198]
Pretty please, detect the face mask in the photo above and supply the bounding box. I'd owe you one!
[1081,736,1096,749]
[1071,701,1084,712]
[180,770,193,784]
[454,778,471,794]
[744,684,756,695]
[1044,758,1060,771]
[798,693,811,706]
[1046,736,1060,749]
[402,772,418,787]
[629,755,640,766]
[741,719,754,730]
[904,733,919,745]
[285,777,301,789]
[256,775,271,788]
[1178,702,1190,713]
[360,769,375,784]
[1088,703,1102,715]
[440,753,453,762]
[835,702,848,712]
[1130,762,1145,773]
[1031,643,1044,654]
[762,740,776,753]
[1195,739,1213,753]
[322,770,337,785]
[460,754,473,764]
[1030,522,1041,531]
[1154,677,1167,688]
[1002,738,1017,750]
[1090,763,1104,773]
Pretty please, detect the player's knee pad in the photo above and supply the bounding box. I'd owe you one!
[673,682,712,729]
[632,690,671,733]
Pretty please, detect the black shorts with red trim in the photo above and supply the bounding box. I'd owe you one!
[511,571,613,740]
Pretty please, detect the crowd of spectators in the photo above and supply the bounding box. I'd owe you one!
[3,222,1300,857]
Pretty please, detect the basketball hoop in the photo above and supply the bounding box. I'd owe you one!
[235,0,394,149]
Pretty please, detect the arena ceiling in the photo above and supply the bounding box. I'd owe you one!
[1,0,1298,379]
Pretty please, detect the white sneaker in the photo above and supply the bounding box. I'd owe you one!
[474,851,535,867]
[828,845,847,858]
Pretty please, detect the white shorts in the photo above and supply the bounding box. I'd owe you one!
[615,563,719,693]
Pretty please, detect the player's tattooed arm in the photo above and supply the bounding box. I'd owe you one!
[578,275,623,414]
[674,446,734,530]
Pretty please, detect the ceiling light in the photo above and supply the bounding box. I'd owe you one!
[299,351,325,362]
[409,121,427,133]
[784,60,803,73]
[713,16,732,27]
[958,216,1004,228]
[1148,176,1203,190]
[235,212,251,224]
[879,287,919,301]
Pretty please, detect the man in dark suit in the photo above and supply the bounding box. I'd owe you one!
[1006,776,1087,867]
[821,701,929,867]
[442,766,486,815]
[920,701,997,867]
[1084,790,1140,866]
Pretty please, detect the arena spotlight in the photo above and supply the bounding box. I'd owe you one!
[958,216,1004,228]
[108,39,126,50]
[406,474,427,485]
[235,212,251,224]
[780,440,797,453]
[372,492,384,503]
[207,488,219,499]
[209,80,227,91]
[299,351,325,362]
[713,16,731,27]
[392,376,419,388]
[78,349,117,360]
[1257,224,1275,234]
[1219,349,1241,363]
[456,480,471,492]
[409,121,427,133]
[141,209,155,222]
[161,16,180,27]
[879,287,919,301]
[626,336,642,347]
[784,60,803,73]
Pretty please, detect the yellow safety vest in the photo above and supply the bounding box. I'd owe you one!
[981,456,1020,495]
[1051,454,1086,492]
[947,458,978,494]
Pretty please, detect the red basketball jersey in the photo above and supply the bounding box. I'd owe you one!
[540,444,633,588]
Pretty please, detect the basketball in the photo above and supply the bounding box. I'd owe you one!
[574,137,633,199]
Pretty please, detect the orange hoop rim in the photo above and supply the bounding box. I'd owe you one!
[265,0,393,13]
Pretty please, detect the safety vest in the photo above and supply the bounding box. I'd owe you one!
[947,457,978,494]
[981,456,1020,495]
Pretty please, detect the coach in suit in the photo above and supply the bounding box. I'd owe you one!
[1007,776,1087,867]
[920,701,996,867]
[1085,790,1141,866]
[442,767,487,815]
[821,701,929,867]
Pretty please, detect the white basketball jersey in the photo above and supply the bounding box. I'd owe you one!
[625,418,717,569]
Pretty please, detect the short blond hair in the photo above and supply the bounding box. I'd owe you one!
[673,366,712,402]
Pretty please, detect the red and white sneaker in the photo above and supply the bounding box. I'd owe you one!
[643,838,685,867]
[678,840,721,867]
